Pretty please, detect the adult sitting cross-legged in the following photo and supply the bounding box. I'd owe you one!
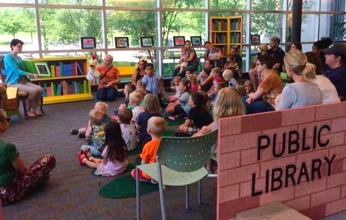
[172,40,199,79]
[242,54,283,114]
[96,54,121,102]
[0,109,56,206]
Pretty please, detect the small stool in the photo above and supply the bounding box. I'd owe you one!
[4,87,22,121]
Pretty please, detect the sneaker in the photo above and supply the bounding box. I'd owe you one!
[78,150,86,166]
[151,179,158,184]
[84,148,93,161]
[70,129,78,135]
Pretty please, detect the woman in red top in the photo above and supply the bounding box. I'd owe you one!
[96,54,121,101]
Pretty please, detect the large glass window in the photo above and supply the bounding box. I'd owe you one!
[106,0,156,8]
[106,10,157,48]
[251,0,285,10]
[301,14,318,42]
[162,0,204,9]
[162,11,205,47]
[0,7,37,52]
[250,12,285,43]
[39,8,103,50]
[38,0,100,6]
[211,0,246,9]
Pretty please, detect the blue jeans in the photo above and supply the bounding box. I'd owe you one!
[80,145,102,156]
[242,96,275,114]
[97,87,118,102]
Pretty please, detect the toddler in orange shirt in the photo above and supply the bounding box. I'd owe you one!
[131,116,167,183]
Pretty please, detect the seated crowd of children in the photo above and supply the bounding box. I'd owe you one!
[72,46,339,182]
[71,58,256,180]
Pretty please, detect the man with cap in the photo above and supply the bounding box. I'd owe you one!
[268,36,285,73]
[323,43,346,101]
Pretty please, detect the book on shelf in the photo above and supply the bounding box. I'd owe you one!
[63,64,73,76]
[76,62,84,75]
[56,84,62,96]
[50,65,55,78]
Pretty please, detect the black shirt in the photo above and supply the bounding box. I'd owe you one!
[268,47,285,73]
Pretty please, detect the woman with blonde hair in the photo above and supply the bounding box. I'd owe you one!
[194,87,245,136]
[276,48,322,110]
[0,109,56,205]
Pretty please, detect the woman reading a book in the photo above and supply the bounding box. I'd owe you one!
[4,39,43,118]
[96,54,121,102]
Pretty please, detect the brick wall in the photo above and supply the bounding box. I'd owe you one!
[217,102,346,220]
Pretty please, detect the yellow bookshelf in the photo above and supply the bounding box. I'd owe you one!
[25,57,93,104]
[210,16,243,56]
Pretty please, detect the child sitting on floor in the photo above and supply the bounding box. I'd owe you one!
[118,108,138,151]
[80,109,106,156]
[113,83,136,117]
[169,76,182,102]
[165,79,191,120]
[131,116,167,183]
[128,91,144,123]
[71,102,110,139]
[136,94,162,147]
[187,74,198,93]
[79,121,128,177]
[176,92,213,136]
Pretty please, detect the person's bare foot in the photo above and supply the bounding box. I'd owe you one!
[26,111,37,118]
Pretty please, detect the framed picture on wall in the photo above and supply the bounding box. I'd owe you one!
[173,36,185,46]
[251,34,261,44]
[140,37,154,47]
[34,62,51,77]
[190,36,202,46]
[81,37,96,49]
[115,37,129,48]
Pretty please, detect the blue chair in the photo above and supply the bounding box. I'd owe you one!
[135,130,218,220]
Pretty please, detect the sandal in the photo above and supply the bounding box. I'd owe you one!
[84,149,93,161]
[78,150,87,165]
[26,111,38,118]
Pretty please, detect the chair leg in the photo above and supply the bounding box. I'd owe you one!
[136,167,141,220]
[156,160,166,220]
[185,185,190,210]
[198,180,202,205]
[40,96,44,114]
[21,97,28,120]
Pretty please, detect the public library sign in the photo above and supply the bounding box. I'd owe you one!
[217,102,346,220]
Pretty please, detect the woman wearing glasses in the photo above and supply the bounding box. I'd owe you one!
[242,54,283,114]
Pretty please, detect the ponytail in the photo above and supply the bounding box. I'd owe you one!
[302,63,317,82]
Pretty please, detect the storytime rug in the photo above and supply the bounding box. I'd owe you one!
[99,174,159,198]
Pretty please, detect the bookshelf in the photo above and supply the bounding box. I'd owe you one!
[24,57,93,104]
[210,16,243,56]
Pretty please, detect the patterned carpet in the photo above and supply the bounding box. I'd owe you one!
[2,97,216,220]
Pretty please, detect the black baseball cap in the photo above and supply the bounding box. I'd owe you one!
[322,43,346,57]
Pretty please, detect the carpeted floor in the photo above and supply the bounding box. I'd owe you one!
[2,96,216,220]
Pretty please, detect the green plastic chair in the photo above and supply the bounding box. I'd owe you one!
[135,130,218,220]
